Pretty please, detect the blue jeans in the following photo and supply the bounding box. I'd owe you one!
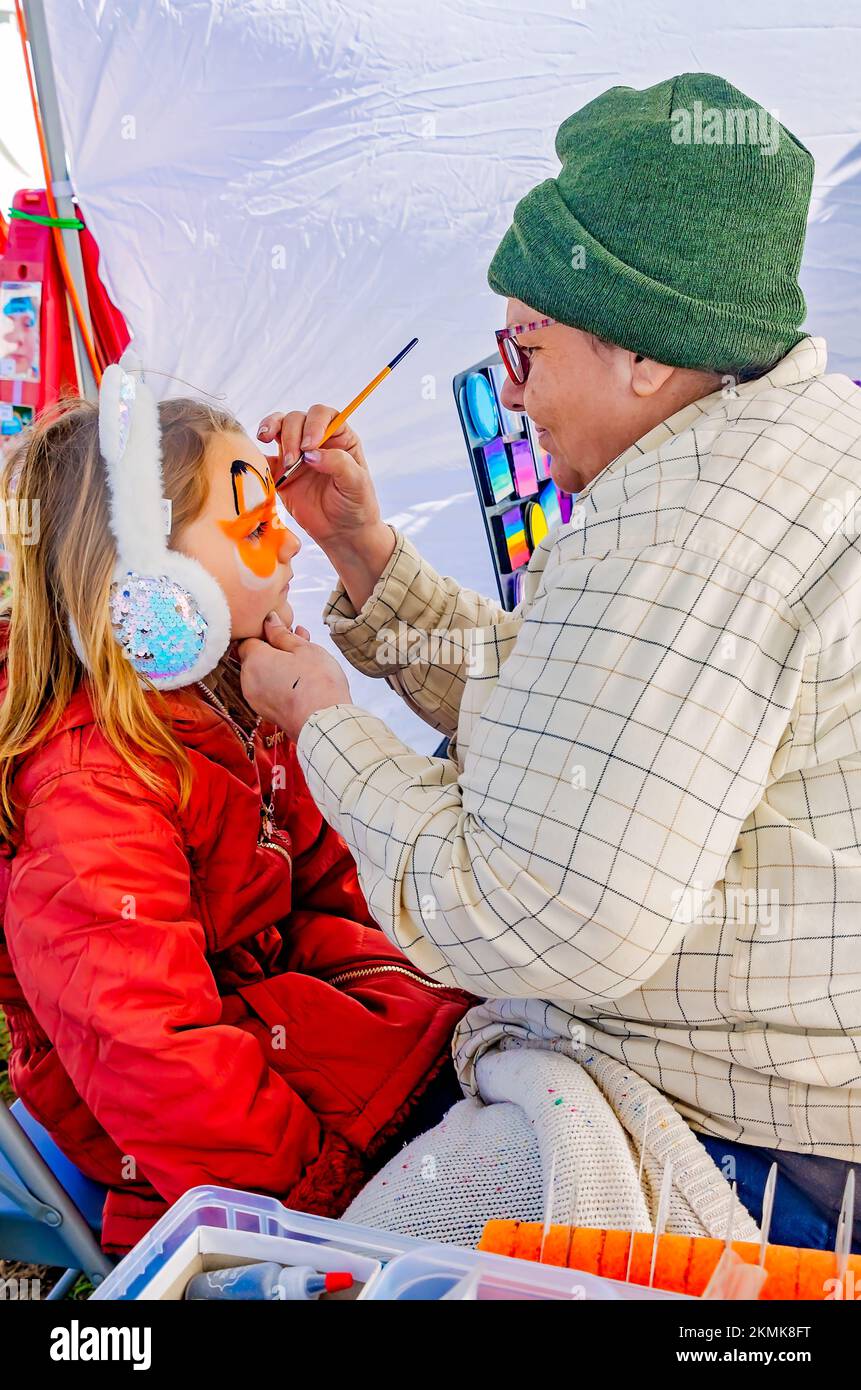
[699,1135,861,1253]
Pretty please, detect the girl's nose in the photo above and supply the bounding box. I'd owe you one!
[279,526,301,562]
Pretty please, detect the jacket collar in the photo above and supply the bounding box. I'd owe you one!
[40,680,224,741]
[0,613,255,758]
[576,335,829,505]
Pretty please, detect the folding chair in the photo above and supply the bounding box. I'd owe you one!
[0,1097,113,1297]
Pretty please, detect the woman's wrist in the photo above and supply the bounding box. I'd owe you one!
[323,522,397,612]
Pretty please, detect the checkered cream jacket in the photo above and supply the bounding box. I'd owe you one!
[296,337,861,1158]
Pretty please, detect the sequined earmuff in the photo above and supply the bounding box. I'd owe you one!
[69,354,231,689]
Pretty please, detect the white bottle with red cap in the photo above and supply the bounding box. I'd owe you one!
[185,1261,354,1301]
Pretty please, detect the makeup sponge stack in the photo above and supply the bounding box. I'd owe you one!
[478,1221,861,1299]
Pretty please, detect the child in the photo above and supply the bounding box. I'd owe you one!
[0,369,471,1254]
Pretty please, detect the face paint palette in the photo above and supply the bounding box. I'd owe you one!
[453,353,575,608]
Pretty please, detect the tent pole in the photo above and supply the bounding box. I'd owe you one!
[21,0,98,400]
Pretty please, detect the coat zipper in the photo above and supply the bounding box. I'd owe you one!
[196,682,292,865]
[326,962,454,991]
[191,695,449,987]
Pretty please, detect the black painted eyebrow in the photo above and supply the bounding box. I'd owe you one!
[229,458,268,515]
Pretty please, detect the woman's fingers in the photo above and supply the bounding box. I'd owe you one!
[300,447,357,476]
[300,403,342,451]
[280,447,362,494]
[256,412,283,441]
[268,410,311,464]
[261,612,306,651]
[258,405,367,473]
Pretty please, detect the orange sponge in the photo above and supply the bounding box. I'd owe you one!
[478,1221,861,1299]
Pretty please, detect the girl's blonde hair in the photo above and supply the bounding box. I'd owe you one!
[0,393,248,838]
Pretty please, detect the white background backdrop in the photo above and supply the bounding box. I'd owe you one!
[8,0,861,746]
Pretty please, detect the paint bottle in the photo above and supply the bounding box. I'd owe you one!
[184,1261,354,1301]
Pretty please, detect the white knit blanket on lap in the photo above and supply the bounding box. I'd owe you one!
[345,1042,761,1248]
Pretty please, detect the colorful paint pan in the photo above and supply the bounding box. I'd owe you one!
[464,372,500,442]
[511,568,527,605]
[500,504,531,571]
[524,499,549,550]
[481,437,513,503]
[527,417,553,479]
[538,479,562,530]
[535,444,553,480]
[510,438,538,498]
[488,362,525,436]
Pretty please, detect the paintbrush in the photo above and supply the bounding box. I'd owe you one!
[274,336,419,488]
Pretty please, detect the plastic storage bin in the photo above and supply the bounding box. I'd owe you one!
[117,1225,384,1301]
[92,1185,422,1301]
[92,1185,690,1301]
[364,1244,689,1301]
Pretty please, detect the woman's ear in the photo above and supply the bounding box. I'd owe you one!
[630,354,676,398]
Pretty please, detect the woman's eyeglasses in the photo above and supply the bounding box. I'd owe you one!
[495,317,556,384]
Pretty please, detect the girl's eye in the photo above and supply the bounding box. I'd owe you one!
[246,520,268,542]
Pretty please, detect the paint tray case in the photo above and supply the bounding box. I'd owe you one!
[453,354,574,610]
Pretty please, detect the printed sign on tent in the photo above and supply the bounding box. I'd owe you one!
[0,279,42,383]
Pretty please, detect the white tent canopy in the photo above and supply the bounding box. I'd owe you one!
[0,2,38,217]
[29,0,861,745]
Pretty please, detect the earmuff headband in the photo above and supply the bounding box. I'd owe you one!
[72,353,231,689]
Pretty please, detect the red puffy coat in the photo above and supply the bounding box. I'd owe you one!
[0,667,472,1253]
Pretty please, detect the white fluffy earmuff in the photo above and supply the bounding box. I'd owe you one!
[70,353,231,688]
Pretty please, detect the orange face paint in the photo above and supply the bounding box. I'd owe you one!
[219,460,291,589]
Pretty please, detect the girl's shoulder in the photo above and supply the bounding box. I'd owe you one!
[10,682,194,811]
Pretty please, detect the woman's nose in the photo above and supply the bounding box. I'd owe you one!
[500,375,525,413]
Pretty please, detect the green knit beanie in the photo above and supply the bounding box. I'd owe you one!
[487,73,814,372]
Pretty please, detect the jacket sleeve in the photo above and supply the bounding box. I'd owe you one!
[297,542,808,1001]
[4,761,348,1207]
[323,529,514,738]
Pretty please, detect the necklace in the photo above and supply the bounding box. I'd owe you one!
[196,682,290,864]
[196,681,259,761]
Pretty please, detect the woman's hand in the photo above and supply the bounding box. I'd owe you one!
[257,404,380,551]
[238,612,352,742]
[257,404,397,609]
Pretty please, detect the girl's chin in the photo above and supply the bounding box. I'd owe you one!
[228,606,294,644]
[269,598,294,631]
